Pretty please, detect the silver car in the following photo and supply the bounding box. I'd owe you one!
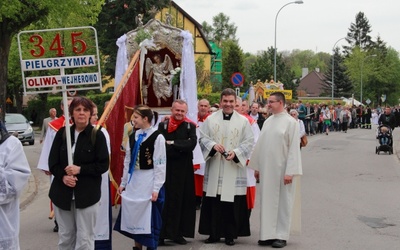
[5,113,35,145]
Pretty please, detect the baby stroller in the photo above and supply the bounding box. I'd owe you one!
[375,124,393,154]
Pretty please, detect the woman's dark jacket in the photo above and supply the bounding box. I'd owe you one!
[49,124,109,210]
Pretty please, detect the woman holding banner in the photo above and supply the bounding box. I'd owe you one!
[48,97,109,250]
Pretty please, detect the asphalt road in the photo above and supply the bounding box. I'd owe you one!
[18,125,400,249]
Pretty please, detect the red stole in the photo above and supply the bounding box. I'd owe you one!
[241,113,256,126]
[48,116,73,132]
[197,113,209,123]
[48,116,66,132]
[167,116,196,133]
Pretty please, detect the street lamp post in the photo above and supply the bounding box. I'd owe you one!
[360,54,377,104]
[273,0,304,83]
[331,37,346,105]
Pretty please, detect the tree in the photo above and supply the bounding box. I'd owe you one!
[221,40,244,90]
[322,47,352,98]
[283,49,330,77]
[195,56,211,92]
[0,1,49,115]
[343,13,400,105]
[344,40,400,106]
[212,13,237,46]
[201,21,214,41]
[343,12,375,54]
[243,52,257,84]
[367,47,400,105]
[246,47,298,99]
[95,0,170,78]
[7,37,24,113]
[275,50,297,96]
[247,49,274,84]
[0,0,103,115]
[202,13,238,47]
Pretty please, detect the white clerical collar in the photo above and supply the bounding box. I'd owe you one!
[250,113,258,119]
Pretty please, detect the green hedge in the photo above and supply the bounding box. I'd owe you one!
[26,93,113,126]
[30,92,351,126]
[27,92,226,126]
[197,92,221,106]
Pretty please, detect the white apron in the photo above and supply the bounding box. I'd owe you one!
[94,171,110,240]
[121,170,153,234]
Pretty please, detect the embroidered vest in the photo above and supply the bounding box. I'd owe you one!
[129,131,160,170]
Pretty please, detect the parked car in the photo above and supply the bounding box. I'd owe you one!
[4,113,35,145]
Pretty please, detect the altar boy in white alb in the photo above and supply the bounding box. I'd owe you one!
[249,92,302,249]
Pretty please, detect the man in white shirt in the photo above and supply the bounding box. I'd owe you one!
[249,102,266,130]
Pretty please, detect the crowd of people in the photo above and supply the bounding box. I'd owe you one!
[7,91,400,250]
[280,101,400,136]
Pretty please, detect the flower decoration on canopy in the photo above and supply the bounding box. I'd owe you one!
[170,66,181,86]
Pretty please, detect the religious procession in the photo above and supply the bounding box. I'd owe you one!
[0,8,306,249]
[4,0,400,249]
[6,1,400,250]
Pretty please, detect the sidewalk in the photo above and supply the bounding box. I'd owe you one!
[20,170,38,209]
[20,127,41,210]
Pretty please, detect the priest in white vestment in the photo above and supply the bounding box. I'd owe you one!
[249,92,302,248]
[199,88,254,246]
[0,122,31,250]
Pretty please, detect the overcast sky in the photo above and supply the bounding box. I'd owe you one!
[173,0,400,54]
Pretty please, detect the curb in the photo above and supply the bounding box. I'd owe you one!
[19,127,41,210]
[20,169,38,210]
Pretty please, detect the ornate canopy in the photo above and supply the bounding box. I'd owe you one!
[125,19,184,60]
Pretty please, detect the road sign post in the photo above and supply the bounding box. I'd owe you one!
[231,72,244,98]
[235,87,240,97]
[18,26,102,165]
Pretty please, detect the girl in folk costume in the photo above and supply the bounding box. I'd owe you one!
[114,105,166,250]
[321,104,331,135]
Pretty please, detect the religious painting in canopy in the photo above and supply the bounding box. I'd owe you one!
[126,20,186,108]
[98,18,198,205]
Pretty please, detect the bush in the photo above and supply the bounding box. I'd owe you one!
[28,91,232,127]
[198,92,220,106]
[27,93,113,126]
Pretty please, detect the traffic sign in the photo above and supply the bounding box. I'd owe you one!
[235,87,240,97]
[67,88,77,96]
[231,72,244,86]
